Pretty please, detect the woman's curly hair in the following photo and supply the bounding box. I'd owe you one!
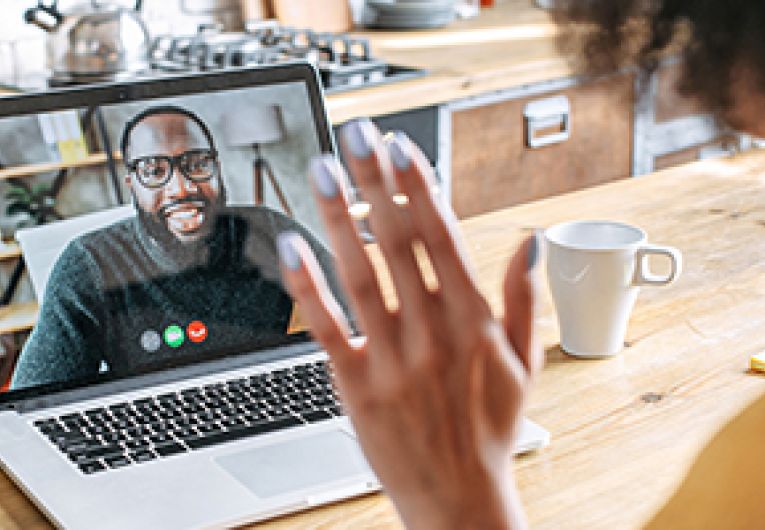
[553,0,765,114]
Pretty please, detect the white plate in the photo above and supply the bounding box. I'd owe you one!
[366,12,454,28]
[367,0,455,13]
[368,8,455,19]
[371,14,454,25]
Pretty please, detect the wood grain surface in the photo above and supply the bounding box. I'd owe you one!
[4,150,765,528]
[326,0,572,124]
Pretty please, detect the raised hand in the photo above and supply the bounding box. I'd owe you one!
[277,119,541,530]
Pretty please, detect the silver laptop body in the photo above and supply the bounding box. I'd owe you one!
[0,64,548,529]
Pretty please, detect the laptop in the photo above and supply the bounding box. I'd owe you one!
[0,63,549,529]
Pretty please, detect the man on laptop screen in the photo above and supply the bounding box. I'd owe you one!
[12,104,345,390]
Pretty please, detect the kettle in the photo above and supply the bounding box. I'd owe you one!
[24,0,151,82]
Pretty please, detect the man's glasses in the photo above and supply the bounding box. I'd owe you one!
[127,149,219,189]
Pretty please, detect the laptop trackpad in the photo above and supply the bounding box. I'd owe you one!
[215,429,372,498]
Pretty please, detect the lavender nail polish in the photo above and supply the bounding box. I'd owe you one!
[342,118,374,159]
[277,232,302,271]
[388,131,412,171]
[310,155,339,198]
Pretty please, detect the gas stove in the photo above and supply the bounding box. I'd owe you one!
[48,22,424,93]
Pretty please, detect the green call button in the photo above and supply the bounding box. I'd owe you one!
[163,325,185,348]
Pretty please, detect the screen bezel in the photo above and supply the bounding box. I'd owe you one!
[0,63,336,410]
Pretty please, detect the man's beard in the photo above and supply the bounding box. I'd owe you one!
[134,192,223,257]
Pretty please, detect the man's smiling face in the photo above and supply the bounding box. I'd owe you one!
[125,113,222,245]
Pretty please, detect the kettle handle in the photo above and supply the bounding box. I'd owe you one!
[23,0,63,33]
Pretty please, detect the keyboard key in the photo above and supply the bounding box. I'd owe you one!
[60,438,103,453]
[84,424,107,436]
[100,432,122,444]
[129,450,156,463]
[172,427,198,439]
[79,461,107,474]
[123,427,142,439]
[68,451,96,464]
[33,422,60,435]
[80,445,124,461]
[149,433,173,445]
[48,430,88,444]
[197,423,224,435]
[185,416,303,451]
[105,456,131,469]
[155,443,186,457]
[301,410,332,423]
[123,438,151,450]
[242,411,267,423]
[109,419,134,430]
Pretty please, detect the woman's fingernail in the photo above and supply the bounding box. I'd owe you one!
[277,232,302,271]
[527,231,542,271]
[388,131,412,171]
[342,118,374,159]
[310,155,339,198]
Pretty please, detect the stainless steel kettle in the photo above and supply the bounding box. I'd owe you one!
[24,0,151,82]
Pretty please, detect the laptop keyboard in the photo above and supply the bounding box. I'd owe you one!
[32,360,343,475]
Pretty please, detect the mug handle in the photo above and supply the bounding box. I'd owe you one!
[633,244,683,286]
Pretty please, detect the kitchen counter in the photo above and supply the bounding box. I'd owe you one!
[3,149,765,529]
[326,0,570,123]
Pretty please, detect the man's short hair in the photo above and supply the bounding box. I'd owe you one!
[120,105,217,162]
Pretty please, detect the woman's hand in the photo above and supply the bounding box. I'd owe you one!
[277,119,541,530]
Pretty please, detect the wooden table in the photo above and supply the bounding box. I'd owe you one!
[4,151,765,529]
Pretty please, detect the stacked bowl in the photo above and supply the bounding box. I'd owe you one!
[365,0,456,29]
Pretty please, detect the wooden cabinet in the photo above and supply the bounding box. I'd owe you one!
[448,75,634,219]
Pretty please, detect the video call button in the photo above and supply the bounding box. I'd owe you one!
[140,330,161,352]
[163,325,185,348]
[187,321,208,343]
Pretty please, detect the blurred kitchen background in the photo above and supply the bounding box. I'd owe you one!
[0,0,757,388]
[0,0,246,89]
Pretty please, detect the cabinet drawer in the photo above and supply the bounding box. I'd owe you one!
[450,75,633,218]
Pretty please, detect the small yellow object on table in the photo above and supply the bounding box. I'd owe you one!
[750,352,765,373]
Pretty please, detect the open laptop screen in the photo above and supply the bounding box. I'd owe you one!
[0,65,347,398]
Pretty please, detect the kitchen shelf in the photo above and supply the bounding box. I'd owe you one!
[0,301,37,335]
[0,151,122,180]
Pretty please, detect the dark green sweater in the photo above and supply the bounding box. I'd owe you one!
[11,206,344,390]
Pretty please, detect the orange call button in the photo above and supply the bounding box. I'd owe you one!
[187,321,208,343]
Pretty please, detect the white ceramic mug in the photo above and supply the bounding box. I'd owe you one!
[544,220,682,357]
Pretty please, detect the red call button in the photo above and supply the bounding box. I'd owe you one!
[187,321,208,343]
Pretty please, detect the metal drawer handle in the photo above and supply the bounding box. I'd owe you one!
[524,94,571,148]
